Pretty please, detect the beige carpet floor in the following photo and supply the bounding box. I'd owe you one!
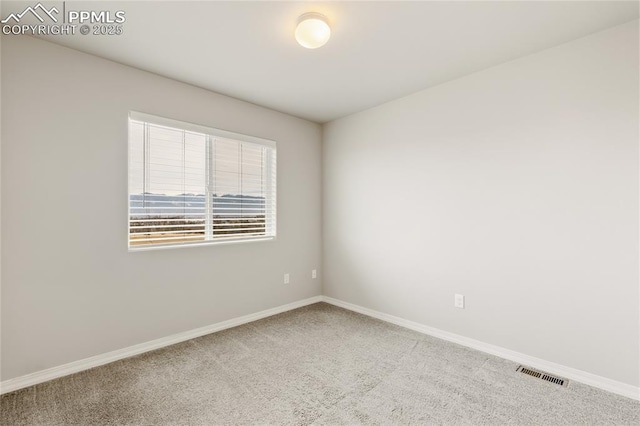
[1,302,639,425]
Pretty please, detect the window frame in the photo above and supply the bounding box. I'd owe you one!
[127,111,277,251]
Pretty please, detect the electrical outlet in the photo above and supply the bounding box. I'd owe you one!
[312,269,317,279]
[284,273,290,284]
[454,294,464,309]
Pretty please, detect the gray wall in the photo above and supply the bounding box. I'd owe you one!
[323,21,639,386]
[1,36,322,381]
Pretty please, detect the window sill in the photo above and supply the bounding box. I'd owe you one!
[128,236,276,252]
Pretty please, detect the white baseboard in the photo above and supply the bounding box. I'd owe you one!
[321,296,640,401]
[3,294,638,401]
[0,296,323,395]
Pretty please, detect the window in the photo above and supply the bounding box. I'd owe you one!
[128,112,276,249]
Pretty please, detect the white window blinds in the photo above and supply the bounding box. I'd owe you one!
[128,112,276,249]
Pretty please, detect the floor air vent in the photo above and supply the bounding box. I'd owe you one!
[516,365,568,387]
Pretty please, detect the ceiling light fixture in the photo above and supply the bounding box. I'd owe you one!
[295,13,331,49]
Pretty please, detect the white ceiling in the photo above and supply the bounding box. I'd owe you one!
[4,1,638,123]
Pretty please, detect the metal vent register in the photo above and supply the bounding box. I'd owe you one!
[516,366,569,387]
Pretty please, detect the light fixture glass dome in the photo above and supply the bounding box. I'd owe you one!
[295,13,331,49]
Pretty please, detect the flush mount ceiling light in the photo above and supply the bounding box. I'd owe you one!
[295,13,331,49]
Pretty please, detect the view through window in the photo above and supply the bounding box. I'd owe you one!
[128,113,276,249]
